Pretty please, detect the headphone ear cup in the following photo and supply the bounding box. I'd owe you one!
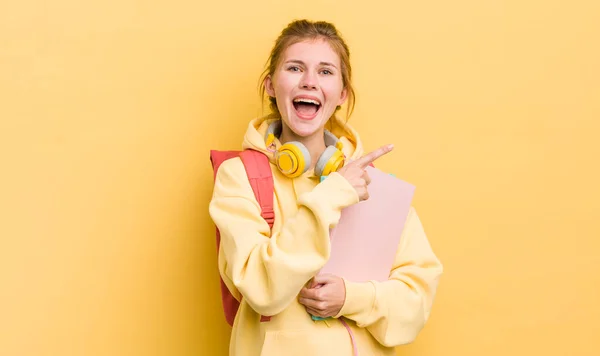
[315,146,345,177]
[276,142,311,178]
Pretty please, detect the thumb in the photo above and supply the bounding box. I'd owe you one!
[312,274,336,286]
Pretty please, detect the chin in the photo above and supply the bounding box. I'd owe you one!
[283,109,334,138]
[285,117,325,138]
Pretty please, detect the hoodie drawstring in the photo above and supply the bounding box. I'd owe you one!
[339,318,359,356]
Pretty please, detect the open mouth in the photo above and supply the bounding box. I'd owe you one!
[293,97,321,118]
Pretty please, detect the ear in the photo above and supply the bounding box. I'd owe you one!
[338,87,348,106]
[265,75,275,97]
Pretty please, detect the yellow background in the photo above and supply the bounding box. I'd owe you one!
[1,0,599,355]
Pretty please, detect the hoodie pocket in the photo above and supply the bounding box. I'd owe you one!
[259,329,354,356]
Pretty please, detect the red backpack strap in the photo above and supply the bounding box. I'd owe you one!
[239,150,275,229]
[210,150,243,179]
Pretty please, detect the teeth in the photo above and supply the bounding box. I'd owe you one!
[293,98,321,106]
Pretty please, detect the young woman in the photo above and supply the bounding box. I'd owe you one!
[209,19,443,356]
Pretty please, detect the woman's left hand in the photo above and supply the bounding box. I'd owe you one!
[298,274,346,318]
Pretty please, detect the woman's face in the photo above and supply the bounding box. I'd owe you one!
[265,39,348,139]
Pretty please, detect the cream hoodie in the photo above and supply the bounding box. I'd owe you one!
[209,115,443,356]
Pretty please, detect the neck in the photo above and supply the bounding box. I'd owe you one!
[279,126,326,170]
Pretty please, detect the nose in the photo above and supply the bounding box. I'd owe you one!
[299,71,318,90]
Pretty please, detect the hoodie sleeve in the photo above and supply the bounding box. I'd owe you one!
[334,207,443,347]
[209,158,359,317]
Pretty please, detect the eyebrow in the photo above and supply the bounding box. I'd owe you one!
[285,59,338,69]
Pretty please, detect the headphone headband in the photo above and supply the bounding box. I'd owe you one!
[265,120,340,148]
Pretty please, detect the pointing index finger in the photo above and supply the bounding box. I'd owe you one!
[355,144,394,168]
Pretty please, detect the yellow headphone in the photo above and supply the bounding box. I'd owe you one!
[265,121,345,178]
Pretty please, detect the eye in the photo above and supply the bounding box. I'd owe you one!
[287,66,301,72]
[321,69,333,75]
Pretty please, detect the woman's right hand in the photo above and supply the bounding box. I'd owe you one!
[337,144,394,201]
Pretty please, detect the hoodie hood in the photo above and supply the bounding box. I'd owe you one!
[241,114,365,170]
